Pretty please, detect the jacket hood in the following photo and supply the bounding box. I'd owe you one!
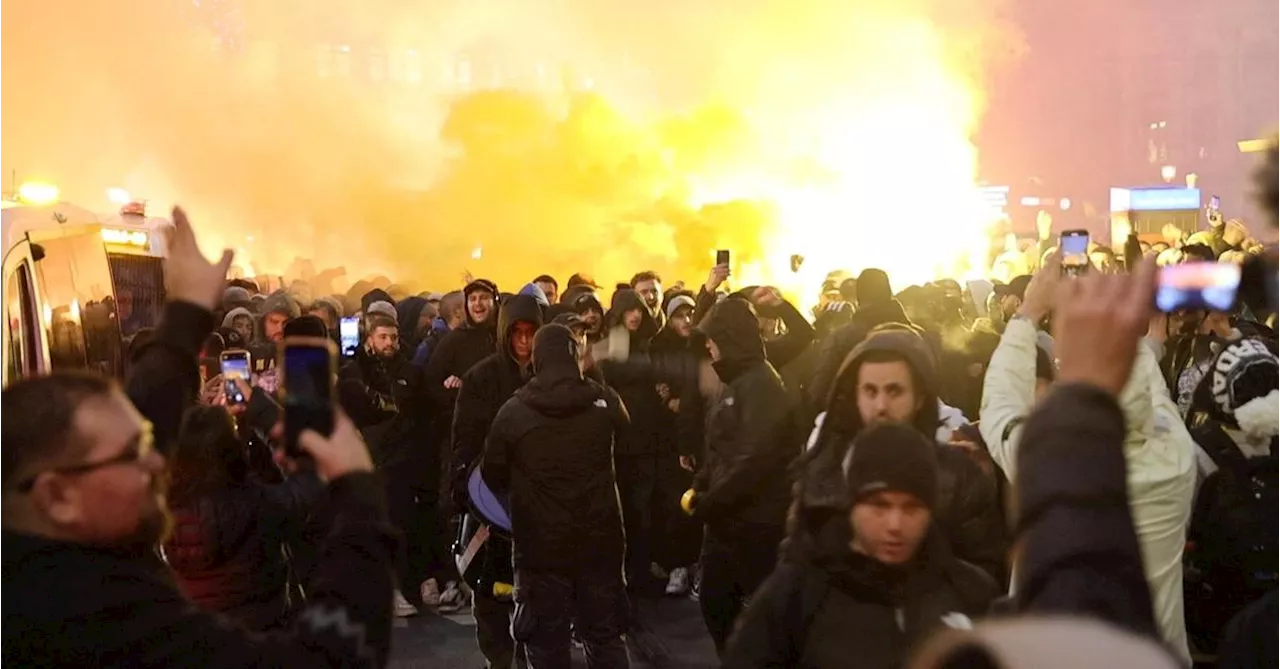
[572,291,605,316]
[496,294,544,362]
[699,297,766,381]
[853,298,911,333]
[606,289,659,343]
[261,290,301,320]
[361,288,395,313]
[799,329,940,512]
[519,282,551,308]
[517,324,605,417]
[856,268,894,306]
[395,297,429,344]
[560,284,596,307]
[221,307,253,329]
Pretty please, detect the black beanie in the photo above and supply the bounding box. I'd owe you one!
[845,423,938,510]
[856,268,893,307]
[1205,337,1279,437]
[284,314,329,339]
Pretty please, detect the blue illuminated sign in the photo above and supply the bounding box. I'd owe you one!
[1111,187,1201,212]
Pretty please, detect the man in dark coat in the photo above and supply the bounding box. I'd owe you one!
[682,296,802,656]
[482,324,630,668]
[451,293,542,669]
[724,424,996,668]
[793,327,1009,585]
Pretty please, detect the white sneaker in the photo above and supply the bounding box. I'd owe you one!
[420,579,442,608]
[393,590,419,618]
[665,567,690,596]
[436,580,467,614]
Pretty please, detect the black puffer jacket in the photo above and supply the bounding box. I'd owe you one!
[450,294,543,503]
[692,297,801,528]
[425,283,499,441]
[337,346,429,469]
[793,330,1010,584]
[482,324,629,571]
[163,474,325,631]
[724,529,996,669]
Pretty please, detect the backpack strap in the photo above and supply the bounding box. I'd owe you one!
[784,565,830,662]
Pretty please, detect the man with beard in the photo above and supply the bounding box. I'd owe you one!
[452,293,543,669]
[795,327,1010,584]
[2,207,400,666]
[682,296,802,656]
[631,270,665,328]
[482,324,631,668]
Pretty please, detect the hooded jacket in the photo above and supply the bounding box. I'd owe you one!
[601,289,667,456]
[394,296,430,352]
[808,298,913,408]
[221,307,254,332]
[360,288,395,313]
[337,342,429,470]
[796,330,1009,583]
[424,281,499,435]
[482,324,628,571]
[724,529,996,669]
[518,282,550,309]
[451,294,544,503]
[691,297,801,527]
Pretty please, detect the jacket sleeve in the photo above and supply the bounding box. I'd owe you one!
[337,365,383,429]
[692,285,719,327]
[125,301,215,457]
[1013,383,1160,640]
[721,562,805,668]
[450,365,491,492]
[481,400,517,496]
[116,472,399,667]
[940,447,1011,585]
[763,300,816,370]
[978,316,1040,481]
[807,323,862,409]
[695,373,794,522]
[423,333,460,410]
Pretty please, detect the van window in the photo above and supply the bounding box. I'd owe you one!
[5,261,39,382]
[34,232,122,375]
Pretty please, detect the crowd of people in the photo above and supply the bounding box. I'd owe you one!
[2,145,1277,669]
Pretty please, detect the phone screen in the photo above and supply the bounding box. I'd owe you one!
[1060,231,1090,274]
[1210,195,1220,210]
[716,249,730,266]
[339,316,360,359]
[1156,262,1241,313]
[282,340,335,456]
[220,351,251,404]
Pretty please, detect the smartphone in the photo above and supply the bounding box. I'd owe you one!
[339,316,360,359]
[1060,230,1090,276]
[280,337,337,458]
[219,349,251,405]
[1156,262,1241,313]
[1210,195,1220,210]
[716,249,730,266]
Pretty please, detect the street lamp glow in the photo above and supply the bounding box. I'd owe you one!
[1160,165,1177,183]
[18,182,60,205]
[1059,198,1072,211]
[107,187,132,205]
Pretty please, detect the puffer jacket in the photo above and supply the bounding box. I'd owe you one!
[691,297,801,528]
[794,330,1009,584]
[979,319,1195,660]
[163,473,325,631]
[602,290,667,457]
[724,529,996,669]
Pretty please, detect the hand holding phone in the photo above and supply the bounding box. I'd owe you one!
[293,411,373,481]
[1059,230,1090,277]
[280,337,337,459]
[339,316,360,359]
[219,350,251,405]
[1155,262,1241,313]
[716,249,730,266]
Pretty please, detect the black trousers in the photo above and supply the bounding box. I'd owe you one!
[383,460,455,595]
[475,591,528,669]
[698,522,785,656]
[616,454,697,585]
[512,566,630,669]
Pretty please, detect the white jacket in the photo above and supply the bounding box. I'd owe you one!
[980,318,1196,663]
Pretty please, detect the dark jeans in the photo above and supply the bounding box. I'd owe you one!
[616,454,696,585]
[384,461,454,594]
[475,591,527,669]
[699,522,784,656]
[512,566,630,669]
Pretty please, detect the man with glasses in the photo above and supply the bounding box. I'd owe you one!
[2,207,401,668]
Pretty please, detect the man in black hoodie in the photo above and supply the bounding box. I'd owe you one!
[795,328,1009,585]
[452,293,542,669]
[482,324,630,668]
[808,268,912,408]
[427,279,499,499]
[683,296,802,655]
[724,423,997,668]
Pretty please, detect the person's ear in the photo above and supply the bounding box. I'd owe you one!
[30,475,84,527]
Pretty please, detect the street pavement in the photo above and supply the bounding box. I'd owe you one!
[389,595,719,668]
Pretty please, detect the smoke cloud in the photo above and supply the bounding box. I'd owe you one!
[2,0,1020,302]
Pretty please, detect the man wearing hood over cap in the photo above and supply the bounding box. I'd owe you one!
[427,279,500,467]
[681,296,802,656]
[451,292,542,669]
[795,328,1009,584]
[482,324,630,668]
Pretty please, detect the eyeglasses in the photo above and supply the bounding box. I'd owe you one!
[14,432,153,494]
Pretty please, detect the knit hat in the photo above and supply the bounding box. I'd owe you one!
[665,294,696,320]
[222,286,251,312]
[261,291,301,320]
[366,300,398,319]
[284,314,329,339]
[845,423,939,510]
[361,288,395,313]
[856,268,894,307]
[1207,337,1279,439]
